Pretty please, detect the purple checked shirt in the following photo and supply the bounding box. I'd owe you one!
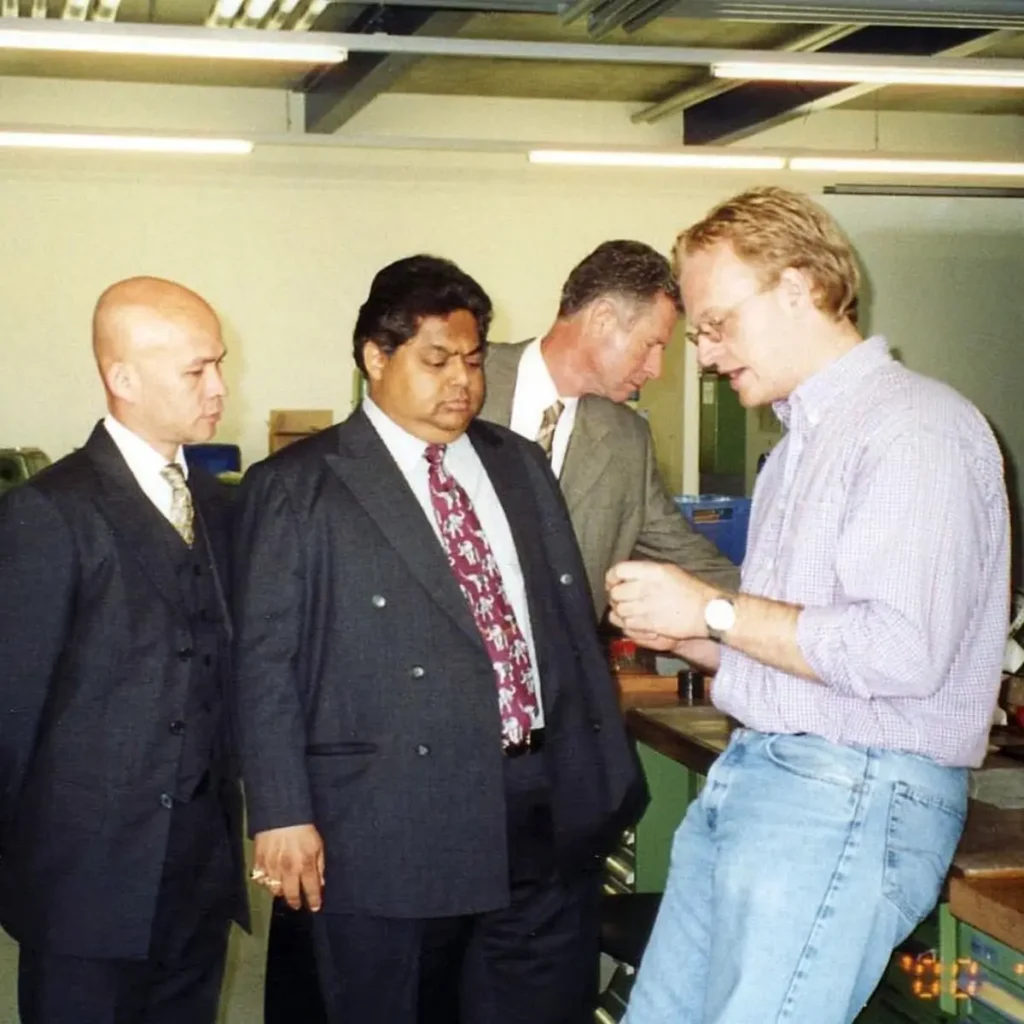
[714,337,1010,767]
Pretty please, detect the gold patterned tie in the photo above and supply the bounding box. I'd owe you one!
[161,464,194,547]
[535,400,564,459]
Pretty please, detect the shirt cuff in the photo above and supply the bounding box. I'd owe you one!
[796,604,870,699]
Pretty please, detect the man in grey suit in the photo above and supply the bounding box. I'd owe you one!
[480,240,738,615]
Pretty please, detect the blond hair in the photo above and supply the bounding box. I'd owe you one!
[675,187,861,326]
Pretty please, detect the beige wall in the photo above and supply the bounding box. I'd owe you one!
[0,81,1022,531]
[0,138,736,469]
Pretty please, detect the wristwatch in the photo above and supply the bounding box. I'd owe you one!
[704,597,736,643]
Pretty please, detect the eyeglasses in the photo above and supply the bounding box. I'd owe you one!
[684,287,766,347]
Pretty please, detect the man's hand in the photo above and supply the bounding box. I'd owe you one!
[672,638,722,674]
[252,824,325,912]
[606,561,716,641]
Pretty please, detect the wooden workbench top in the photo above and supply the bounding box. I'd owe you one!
[949,876,1024,954]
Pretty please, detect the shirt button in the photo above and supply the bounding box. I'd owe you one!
[410,666,425,679]
[169,720,186,735]
[416,744,431,756]
[160,793,174,809]
[177,647,194,662]
[559,573,573,586]
[372,594,387,609]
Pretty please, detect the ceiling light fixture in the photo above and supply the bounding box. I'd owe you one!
[0,132,254,155]
[712,61,1024,89]
[528,149,787,170]
[790,156,1024,176]
[0,24,347,63]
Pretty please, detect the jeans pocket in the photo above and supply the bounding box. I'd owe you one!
[882,781,966,928]
[763,733,865,788]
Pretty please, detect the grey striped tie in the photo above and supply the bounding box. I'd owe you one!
[536,400,564,459]
[161,464,194,547]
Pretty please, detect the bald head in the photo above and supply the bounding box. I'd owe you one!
[93,276,227,461]
[93,276,219,372]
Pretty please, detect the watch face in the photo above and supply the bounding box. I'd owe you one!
[706,598,736,632]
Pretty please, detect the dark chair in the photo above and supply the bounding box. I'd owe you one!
[596,892,662,1023]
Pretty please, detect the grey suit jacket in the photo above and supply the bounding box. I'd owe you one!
[480,340,740,615]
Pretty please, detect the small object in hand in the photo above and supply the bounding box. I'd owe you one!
[250,867,267,882]
[610,637,639,674]
[677,669,706,705]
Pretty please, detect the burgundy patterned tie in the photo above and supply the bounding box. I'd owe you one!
[424,443,539,748]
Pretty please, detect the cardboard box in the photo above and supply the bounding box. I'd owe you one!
[268,409,333,454]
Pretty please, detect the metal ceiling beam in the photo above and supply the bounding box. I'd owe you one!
[92,0,123,20]
[7,18,1024,70]
[305,9,472,133]
[62,0,91,19]
[683,27,1018,145]
[658,1,1024,30]
[634,22,861,123]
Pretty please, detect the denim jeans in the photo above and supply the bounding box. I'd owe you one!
[623,730,968,1024]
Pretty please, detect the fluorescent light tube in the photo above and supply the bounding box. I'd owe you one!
[529,149,786,170]
[712,61,1024,89]
[0,26,346,63]
[789,156,1024,177]
[0,132,254,155]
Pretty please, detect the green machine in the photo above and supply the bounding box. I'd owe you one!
[699,372,747,497]
[0,448,51,495]
[955,921,1024,1021]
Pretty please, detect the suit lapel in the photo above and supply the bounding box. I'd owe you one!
[83,423,187,621]
[479,341,527,427]
[560,397,613,515]
[324,411,484,649]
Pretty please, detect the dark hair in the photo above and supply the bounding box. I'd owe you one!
[557,240,682,320]
[353,255,493,375]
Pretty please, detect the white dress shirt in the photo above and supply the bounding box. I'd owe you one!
[103,415,188,525]
[362,397,544,726]
[508,339,579,478]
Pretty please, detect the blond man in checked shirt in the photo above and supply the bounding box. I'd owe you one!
[607,187,1011,1024]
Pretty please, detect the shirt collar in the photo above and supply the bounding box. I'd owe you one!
[103,414,187,478]
[362,395,471,473]
[773,335,891,430]
[525,338,580,410]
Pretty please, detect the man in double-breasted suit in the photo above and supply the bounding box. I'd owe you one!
[0,277,248,1024]
[234,255,646,1023]
[480,240,739,616]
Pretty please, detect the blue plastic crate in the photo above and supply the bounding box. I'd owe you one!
[184,443,241,476]
[674,495,752,566]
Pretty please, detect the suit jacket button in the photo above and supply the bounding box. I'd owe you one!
[160,793,174,809]
[416,744,430,756]
[177,647,194,661]
[169,720,186,735]
[372,594,387,609]
[591,721,602,732]
[410,666,425,679]
[559,573,573,585]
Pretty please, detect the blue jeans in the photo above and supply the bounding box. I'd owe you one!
[624,730,968,1024]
